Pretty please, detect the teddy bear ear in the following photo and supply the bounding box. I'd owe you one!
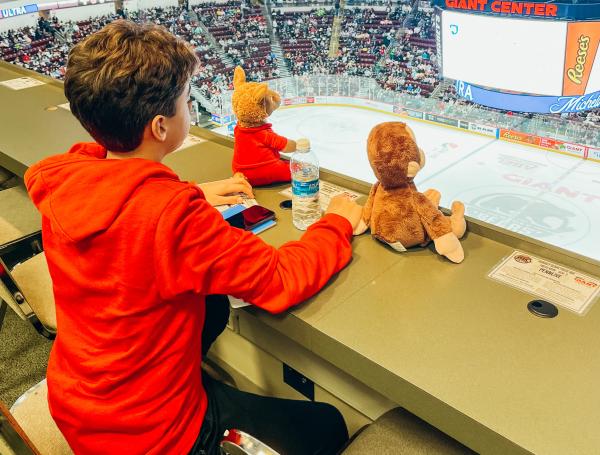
[253,83,269,102]
[233,66,246,88]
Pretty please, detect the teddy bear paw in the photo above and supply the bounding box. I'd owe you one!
[433,232,464,264]
[423,188,441,207]
[450,201,466,239]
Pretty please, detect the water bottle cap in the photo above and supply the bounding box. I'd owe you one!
[296,138,310,151]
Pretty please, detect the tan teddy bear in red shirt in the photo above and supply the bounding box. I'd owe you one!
[231,66,296,186]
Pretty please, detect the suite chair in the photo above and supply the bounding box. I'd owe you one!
[0,185,41,245]
[342,408,476,455]
[9,380,72,455]
[0,185,47,336]
[0,231,55,339]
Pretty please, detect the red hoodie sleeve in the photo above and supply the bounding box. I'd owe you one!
[154,186,352,313]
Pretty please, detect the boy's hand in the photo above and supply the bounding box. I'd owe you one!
[198,175,254,206]
[326,195,363,232]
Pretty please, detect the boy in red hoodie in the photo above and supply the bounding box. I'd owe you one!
[25,20,362,455]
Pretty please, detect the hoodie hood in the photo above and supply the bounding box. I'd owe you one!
[25,143,179,242]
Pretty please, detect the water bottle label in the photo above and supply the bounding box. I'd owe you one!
[292,179,319,197]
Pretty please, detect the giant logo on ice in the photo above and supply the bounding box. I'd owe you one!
[455,186,589,246]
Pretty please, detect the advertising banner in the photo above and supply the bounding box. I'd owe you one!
[406,109,424,119]
[433,0,600,20]
[562,22,600,96]
[455,80,600,114]
[425,113,459,127]
[0,4,38,19]
[468,122,498,137]
[561,142,588,158]
[499,129,541,145]
[588,147,600,160]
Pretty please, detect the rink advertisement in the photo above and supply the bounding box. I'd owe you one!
[424,113,458,127]
[489,251,600,315]
[468,122,498,137]
[562,22,600,96]
[454,80,600,114]
[587,147,600,161]
[500,130,589,158]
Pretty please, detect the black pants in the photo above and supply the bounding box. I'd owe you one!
[192,295,349,455]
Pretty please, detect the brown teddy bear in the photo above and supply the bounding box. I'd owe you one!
[358,122,466,263]
[231,66,296,186]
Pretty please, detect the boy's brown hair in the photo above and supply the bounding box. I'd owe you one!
[64,20,198,152]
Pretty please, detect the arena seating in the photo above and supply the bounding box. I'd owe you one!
[194,2,278,82]
[1,0,598,131]
[273,8,334,75]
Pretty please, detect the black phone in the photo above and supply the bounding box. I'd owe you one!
[226,205,276,231]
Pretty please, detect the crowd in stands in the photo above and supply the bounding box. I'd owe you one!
[273,7,334,75]
[193,1,278,82]
[1,17,71,79]
[334,7,402,77]
[1,0,598,138]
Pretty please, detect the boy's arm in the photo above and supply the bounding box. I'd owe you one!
[154,186,352,314]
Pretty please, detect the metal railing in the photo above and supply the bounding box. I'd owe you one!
[209,74,600,147]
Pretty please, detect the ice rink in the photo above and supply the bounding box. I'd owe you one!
[227,105,600,261]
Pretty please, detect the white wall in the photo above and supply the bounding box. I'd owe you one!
[123,0,139,12]
[50,3,115,22]
[0,0,35,11]
[137,0,178,10]
[0,12,38,32]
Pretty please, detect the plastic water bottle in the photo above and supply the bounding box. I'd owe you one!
[291,138,320,230]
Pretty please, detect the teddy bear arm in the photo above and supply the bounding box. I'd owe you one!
[413,192,452,240]
[261,129,290,152]
[282,138,296,152]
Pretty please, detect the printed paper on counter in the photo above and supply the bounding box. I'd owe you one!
[0,77,46,90]
[280,180,362,210]
[489,250,600,315]
[174,134,206,152]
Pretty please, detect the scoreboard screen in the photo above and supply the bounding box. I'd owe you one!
[440,10,600,97]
